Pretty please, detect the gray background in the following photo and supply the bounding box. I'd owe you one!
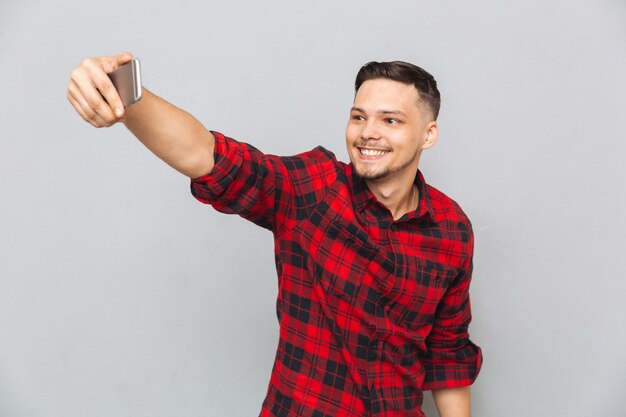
[1,1,625,416]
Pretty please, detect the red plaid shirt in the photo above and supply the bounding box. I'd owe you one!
[191,132,482,417]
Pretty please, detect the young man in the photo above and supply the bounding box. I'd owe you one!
[67,53,482,417]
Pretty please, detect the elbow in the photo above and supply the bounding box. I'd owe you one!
[183,153,214,179]
[182,130,215,178]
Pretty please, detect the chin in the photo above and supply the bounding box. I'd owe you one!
[354,164,390,181]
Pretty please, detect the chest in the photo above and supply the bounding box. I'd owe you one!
[278,183,469,333]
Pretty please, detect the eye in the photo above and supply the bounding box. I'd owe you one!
[385,118,399,125]
[351,114,365,121]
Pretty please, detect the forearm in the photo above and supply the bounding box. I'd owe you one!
[432,386,471,417]
[123,88,215,178]
[68,53,215,178]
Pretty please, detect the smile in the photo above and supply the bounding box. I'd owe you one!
[358,148,390,158]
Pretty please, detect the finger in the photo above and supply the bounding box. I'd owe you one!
[69,66,110,120]
[91,66,125,119]
[99,52,134,118]
[68,91,109,128]
[75,62,118,124]
[68,92,99,127]
[97,51,133,74]
[76,58,124,120]
[68,80,110,127]
[115,51,133,68]
[68,79,97,121]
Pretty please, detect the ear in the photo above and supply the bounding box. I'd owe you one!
[420,121,438,151]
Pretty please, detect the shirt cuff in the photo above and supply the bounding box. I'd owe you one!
[190,131,242,204]
[422,340,483,391]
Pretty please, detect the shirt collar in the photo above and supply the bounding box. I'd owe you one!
[348,164,436,223]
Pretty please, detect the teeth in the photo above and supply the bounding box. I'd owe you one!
[360,149,387,156]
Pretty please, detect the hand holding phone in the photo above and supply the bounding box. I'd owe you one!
[108,58,142,107]
[67,52,140,127]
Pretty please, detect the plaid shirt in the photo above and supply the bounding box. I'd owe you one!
[191,132,482,417]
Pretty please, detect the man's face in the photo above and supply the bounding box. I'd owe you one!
[346,78,436,183]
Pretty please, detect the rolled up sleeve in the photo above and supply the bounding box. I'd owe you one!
[190,131,293,232]
[422,230,483,390]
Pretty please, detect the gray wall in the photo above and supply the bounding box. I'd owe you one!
[1,1,625,416]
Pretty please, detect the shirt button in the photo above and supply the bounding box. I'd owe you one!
[384,304,390,311]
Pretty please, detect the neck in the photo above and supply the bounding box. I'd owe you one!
[365,174,419,221]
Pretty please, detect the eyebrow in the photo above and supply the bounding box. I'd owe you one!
[350,107,408,117]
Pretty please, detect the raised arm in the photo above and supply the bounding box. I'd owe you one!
[67,52,214,178]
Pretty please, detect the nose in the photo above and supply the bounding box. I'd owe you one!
[360,120,381,141]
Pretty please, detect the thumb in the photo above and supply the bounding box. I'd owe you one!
[99,52,134,73]
[115,51,134,67]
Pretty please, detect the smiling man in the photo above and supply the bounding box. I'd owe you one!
[347,73,439,221]
[68,55,482,417]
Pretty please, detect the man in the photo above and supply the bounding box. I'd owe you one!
[67,52,482,417]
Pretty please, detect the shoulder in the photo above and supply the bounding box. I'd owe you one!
[425,183,473,239]
[282,146,341,168]
[281,146,345,185]
[277,146,347,225]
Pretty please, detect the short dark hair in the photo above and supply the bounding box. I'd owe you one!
[355,61,441,120]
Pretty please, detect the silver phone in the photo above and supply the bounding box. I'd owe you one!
[108,58,142,107]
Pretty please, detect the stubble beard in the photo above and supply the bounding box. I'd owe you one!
[353,148,420,182]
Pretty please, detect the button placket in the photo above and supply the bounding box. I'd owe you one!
[380,222,404,320]
[366,339,384,391]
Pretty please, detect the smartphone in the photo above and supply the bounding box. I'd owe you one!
[108,58,142,107]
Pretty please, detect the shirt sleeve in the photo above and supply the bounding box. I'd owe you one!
[422,225,483,390]
[190,131,295,233]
